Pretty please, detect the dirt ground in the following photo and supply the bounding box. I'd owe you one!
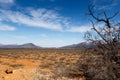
[0,58,38,80]
[0,49,86,80]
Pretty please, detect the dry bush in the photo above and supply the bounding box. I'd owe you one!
[78,49,120,80]
[81,5,120,80]
[51,50,86,79]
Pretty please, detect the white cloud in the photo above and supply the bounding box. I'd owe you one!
[0,8,68,31]
[0,0,14,4]
[67,26,92,33]
[0,0,15,9]
[0,23,16,31]
[92,0,119,10]
[0,7,94,33]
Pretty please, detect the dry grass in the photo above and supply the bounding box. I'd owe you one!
[0,49,119,80]
[0,49,85,80]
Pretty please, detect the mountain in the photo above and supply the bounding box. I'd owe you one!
[20,43,39,48]
[0,44,19,48]
[0,43,41,49]
[60,42,95,49]
[0,42,96,49]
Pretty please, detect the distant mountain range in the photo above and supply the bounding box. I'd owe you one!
[0,43,40,49]
[59,42,95,49]
[0,42,95,49]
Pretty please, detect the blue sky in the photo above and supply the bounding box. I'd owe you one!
[0,0,120,47]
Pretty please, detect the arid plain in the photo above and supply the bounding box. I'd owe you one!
[0,49,86,80]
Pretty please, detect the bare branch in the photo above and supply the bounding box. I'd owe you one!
[88,6,106,22]
[90,20,109,44]
[108,12,119,20]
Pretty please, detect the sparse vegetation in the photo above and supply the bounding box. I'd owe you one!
[0,49,85,80]
[0,48,120,80]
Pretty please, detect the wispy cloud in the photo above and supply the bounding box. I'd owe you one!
[67,26,92,33]
[92,0,119,10]
[0,8,68,31]
[0,0,14,4]
[0,0,15,9]
[0,7,93,33]
[0,23,16,31]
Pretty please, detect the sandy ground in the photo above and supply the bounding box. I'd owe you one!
[0,58,41,80]
[0,49,86,80]
[0,57,86,80]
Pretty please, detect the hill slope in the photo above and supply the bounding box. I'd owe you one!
[0,43,41,48]
[60,42,95,49]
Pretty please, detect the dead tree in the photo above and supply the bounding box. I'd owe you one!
[86,6,120,62]
[84,6,120,80]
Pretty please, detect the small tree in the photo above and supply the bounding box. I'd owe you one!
[83,6,120,80]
